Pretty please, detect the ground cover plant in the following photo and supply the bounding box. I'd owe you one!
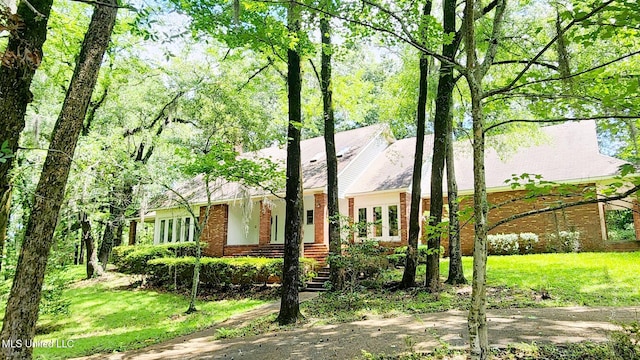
[0,265,269,359]
[302,252,640,323]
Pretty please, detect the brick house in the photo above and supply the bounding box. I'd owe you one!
[130,121,639,259]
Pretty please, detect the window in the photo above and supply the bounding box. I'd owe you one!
[388,205,399,236]
[184,217,191,242]
[167,219,174,242]
[358,208,367,237]
[373,206,382,237]
[176,218,182,242]
[306,210,314,225]
[159,220,166,243]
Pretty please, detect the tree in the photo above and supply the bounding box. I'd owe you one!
[0,0,55,273]
[0,0,118,357]
[427,0,464,288]
[445,109,465,285]
[318,11,342,288]
[277,0,304,325]
[401,0,432,289]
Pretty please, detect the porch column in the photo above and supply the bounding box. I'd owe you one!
[634,200,640,241]
[259,201,272,245]
[200,204,228,257]
[128,220,137,245]
[314,193,327,244]
[399,192,409,245]
[348,197,355,243]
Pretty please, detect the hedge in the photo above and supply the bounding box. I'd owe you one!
[112,243,206,274]
[147,257,318,290]
[387,245,431,267]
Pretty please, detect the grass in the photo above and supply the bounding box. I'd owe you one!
[1,266,269,360]
[303,252,640,323]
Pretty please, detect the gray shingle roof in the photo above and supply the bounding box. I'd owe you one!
[148,124,387,209]
[344,121,626,197]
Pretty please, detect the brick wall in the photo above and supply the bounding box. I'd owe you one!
[259,201,272,245]
[314,193,327,244]
[435,184,605,256]
[200,204,228,257]
[634,200,640,241]
[223,245,259,256]
[399,192,409,245]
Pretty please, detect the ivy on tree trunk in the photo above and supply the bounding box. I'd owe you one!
[0,1,118,357]
[0,0,55,276]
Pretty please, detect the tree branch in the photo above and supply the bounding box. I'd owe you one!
[488,183,640,231]
[488,49,640,97]
[237,58,273,91]
[485,115,640,133]
[485,0,615,98]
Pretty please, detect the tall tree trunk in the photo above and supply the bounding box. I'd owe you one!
[445,107,466,285]
[80,212,103,278]
[0,186,11,273]
[464,0,506,356]
[401,0,432,289]
[277,0,302,326]
[0,0,55,276]
[98,183,133,267]
[320,15,341,289]
[0,2,117,357]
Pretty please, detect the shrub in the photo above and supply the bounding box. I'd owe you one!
[518,232,540,253]
[329,240,390,290]
[147,257,317,290]
[487,233,540,255]
[547,231,581,253]
[387,245,428,267]
[112,243,206,274]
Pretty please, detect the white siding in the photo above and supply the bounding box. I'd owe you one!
[153,207,197,244]
[270,200,286,244]
[227,202,260,245]
[338,132,390,198]
[352,192,402,242]
[303,195,315,243]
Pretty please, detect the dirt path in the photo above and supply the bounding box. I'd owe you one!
[78,292,640,360]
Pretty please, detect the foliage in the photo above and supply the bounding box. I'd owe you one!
[305,252,640,324]
[38,268,71,316]
[387,245,432,267]
[546,231,581,253]
[112,243,207,274]
[606,209,636,242]
[487,233,539,255]
[327,240,390,291]
[146,257,318,290]
[16,266,267,359]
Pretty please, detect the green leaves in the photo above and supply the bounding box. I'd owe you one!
[0,140,14,164]
[179,143,285,193]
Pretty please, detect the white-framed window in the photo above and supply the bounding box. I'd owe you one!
[356,204,401,241]
[156,216,195,244]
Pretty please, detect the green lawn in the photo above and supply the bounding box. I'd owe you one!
[470,252,640,306]
[304,252,640,323]
[1,266,268,360]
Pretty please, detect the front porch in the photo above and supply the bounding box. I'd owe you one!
[224,243,329,265]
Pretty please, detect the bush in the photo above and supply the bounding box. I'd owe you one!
[547,231,581,253]
[112,243,206,274]
[487,233,540,255]
[147,257,318,290]
[387,245,443,266]
[329,240,390,290]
